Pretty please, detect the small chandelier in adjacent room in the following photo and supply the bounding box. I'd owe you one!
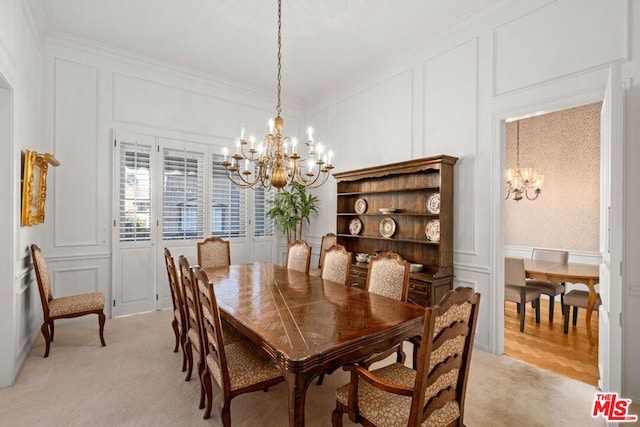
[221,0,334,190]
[505,121,544,201]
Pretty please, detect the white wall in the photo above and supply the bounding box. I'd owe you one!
[306,0,638,398]
[0,0,44,387]
[5,0,639,402]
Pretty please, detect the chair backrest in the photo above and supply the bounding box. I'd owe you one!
[321,244,352,286]
[409,286,481,426]
[286,240,312,274]
[30,244,53,317]
[164,248,185,325]
[197,237,231,269]
[505,257,527,288]
[318,233,337,268]
[366,251,410,301]
[194,267,232,396]
[532,248,569,264]
[178,255,203,352]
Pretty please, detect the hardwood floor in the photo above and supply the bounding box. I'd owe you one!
[504,300,599,386]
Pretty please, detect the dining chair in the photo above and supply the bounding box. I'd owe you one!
[526,248,568,323]
[505,257,542,332]
[197,237,231,269]
[164,248,188,372]
[315,244,353,386]
[362,251,411,368]
[563,288,602,334]
[178,255,205,395]
[179,255,241,388]
[30,244,106,358]
[193,267,284,424]
[332,286,481,427]
[286,240,312,274]
[321,244,352,286]
[309,232,337,277]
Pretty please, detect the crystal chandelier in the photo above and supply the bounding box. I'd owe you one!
[221,0,334,190]
[505,121,544,201]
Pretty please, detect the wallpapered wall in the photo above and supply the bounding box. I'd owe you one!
[505,102,602,251]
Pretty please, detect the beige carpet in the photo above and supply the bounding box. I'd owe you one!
[0,309,609,426]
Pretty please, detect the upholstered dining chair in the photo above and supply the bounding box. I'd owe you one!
[315,244,353,386]
[164,248,188,372]
[193,267,284,424]
[309,232,337,277]
[321,244,353,286]
[332,286,481,427]
[525,248,569,323]
[505,257,542,332]
[197,237,231,269]
[362,251,410,368]
[30,244,106,358]
[286,240,312,274]
[563,288,602,334]
[178,255,205,393]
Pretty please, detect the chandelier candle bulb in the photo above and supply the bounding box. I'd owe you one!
[250,136,255,150]
[307,126,314,141]
[292,137,297,153]
[222,147,228,162]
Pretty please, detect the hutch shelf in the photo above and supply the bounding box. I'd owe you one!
[333,155,457,307]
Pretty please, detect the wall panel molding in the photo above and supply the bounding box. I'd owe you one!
[53,58,100,248]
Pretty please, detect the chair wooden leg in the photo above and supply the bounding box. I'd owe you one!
[560,293,565,318]
[41,322,51,358]
[98,312,106,347]
[50,321,55,342]
[171,319,179,352]
[564,307,570,334]
[412,340,419,370]
[198,360,206,410]
[573,306,579,326]
[221,400,232,427]
[519,301,526,332]
[185,342,193,381]
[548,296,555,323]
[395,346,406,364]
[332,405,345,427]
[202,370,213,419]
[535,298,540,324]
[316,374,325,385]
[180,334,188,372]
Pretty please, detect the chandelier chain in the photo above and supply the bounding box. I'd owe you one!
[276,0,282,116]
[515,121,520,169]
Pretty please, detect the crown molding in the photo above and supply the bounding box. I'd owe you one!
[44,30,304,115]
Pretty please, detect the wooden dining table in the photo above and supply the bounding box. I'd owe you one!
[523,259,600,345]
[203,262,426,427]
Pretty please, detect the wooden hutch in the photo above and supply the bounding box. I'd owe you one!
[333,155,457,307]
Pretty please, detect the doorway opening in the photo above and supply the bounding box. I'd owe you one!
[503,102,602,386]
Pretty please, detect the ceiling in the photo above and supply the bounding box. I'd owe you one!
[33,0,508,103]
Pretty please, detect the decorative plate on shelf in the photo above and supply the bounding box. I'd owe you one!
[349,218,363,235]
[378,208,397,214]
[426,192,440,214]
[379,217,396,238]
[354,198,368,214]
[425,219,440,242]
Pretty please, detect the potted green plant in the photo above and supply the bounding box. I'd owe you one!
[267,182,319,243]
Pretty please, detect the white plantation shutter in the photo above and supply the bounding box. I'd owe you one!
[254,187,275,237]
[211,154,248,237]
[119,142,152,242]
[162,148,205,240]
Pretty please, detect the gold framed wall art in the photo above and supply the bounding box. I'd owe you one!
[21,150,59,226]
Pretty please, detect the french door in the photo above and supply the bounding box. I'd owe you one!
[598,64,623,393]
[113,130,275,317]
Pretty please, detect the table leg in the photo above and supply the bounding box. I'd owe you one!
[586,280,596,346]
[285,371,313,427]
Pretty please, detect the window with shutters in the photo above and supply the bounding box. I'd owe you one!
[211,154,248,237]
[119,143,152,242]
[162,148,205,240]
[254,187,275,237]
